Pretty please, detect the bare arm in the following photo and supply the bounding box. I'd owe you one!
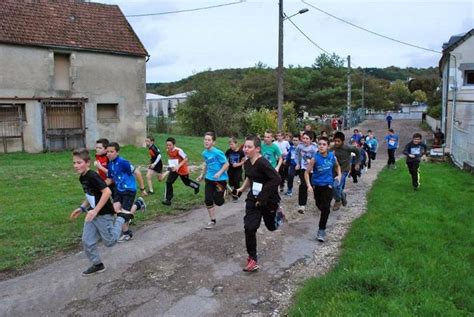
[305,158,315,193]
[237,177,250,193]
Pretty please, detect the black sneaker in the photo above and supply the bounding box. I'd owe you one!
[194,184,200,195]
[82,263,105,276]
[147,190,154,195]
[162,200,172,206]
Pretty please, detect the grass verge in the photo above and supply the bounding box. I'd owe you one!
[0,133,234,272]
[289,161,474,316]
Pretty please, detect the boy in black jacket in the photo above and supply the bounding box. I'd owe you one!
[402,133,427,190]
[236,135,282,272]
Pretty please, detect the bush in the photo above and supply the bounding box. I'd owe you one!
[427,103,441,119]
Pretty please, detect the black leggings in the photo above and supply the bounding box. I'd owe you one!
[165,172,199,201]
[244,200,278,261]
[313,185,333,230]
[298,169,308,206]
[406,161,420,187]
[387,149,396,166]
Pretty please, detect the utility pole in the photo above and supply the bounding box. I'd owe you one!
[361,70,365,108]
[346,55,351,128]
[277,0,284,131]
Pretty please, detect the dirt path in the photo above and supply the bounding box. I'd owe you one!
[0,120,424,317]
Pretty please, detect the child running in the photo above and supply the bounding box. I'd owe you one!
[225,137,245,202]
[163,137,200,206]
[197,132,229,229]
[295,131,318,214]
[274,131,290,192]
[94,138,110,181]
[235,135,282,272]
[106,142,146,242]
[332,132,360,211]
[402,133,427,190]
[365,130,378,169]
[261,130,283,172]
[384,129,399,169]
[145,135,169,195]
[305,136,341,242]
[285,134,299,197]
[70,148,130,276]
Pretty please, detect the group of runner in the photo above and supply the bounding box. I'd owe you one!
[71,125,427,275]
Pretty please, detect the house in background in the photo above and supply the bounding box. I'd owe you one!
[146,91,193,118]
[439,29,474,170]
[0,0,148,153]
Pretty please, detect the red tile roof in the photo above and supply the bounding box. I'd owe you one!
[0,0,148,57]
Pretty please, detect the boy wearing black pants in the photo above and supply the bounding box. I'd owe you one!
[236,135,282,272]
[305,137,341,242]
[402,133,427,190]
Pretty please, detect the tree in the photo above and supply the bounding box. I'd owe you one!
[176,78,249,136]
[388,80,411,109]
[412,89,428,103]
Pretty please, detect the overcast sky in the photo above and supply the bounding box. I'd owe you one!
[100,0,473,83]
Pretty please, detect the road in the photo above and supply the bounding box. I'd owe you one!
[0,120,424,317]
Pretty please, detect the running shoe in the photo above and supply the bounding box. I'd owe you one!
[243,258,260,272]
[82,263,105,276]
[316,229,326,242]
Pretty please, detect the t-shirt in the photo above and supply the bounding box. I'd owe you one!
[261,143,282,168]
[350,133,362,144]
[385,134,399,149]
[311,151,336,186]
[243,157,281,208]
[386,115,393,122]
[403,141,427,162]
[296,143,318,170]
[225,148,245,172]
[202,147,228,181]
[95,154,108,181]
[107,156,136,192]
[79,170,114,215]
[333,144,360,172]
[167,146,189,175]
[274,140,290,157]
[148,144,161,165]
[366,137,378,152]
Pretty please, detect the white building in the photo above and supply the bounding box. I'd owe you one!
[439,29,474,170]
[146,91,193,118]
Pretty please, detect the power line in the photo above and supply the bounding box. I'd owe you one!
[286,16,331,55]
[286,16,360,68]
[302,0,442,54]
[0,1,245,20]
[125,1,245,18]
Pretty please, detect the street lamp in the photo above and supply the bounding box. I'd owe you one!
[277,2,308,130]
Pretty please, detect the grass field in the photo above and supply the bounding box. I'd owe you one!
[289,161,474,316]
[0,133,234,272]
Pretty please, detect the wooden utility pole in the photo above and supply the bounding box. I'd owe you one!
[346,55,351,128]
[277,0,284,130]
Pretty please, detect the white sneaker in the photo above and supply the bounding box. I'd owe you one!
[297,205,305,214]
[205,221,216,230]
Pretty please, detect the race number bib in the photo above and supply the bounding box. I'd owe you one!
[252,182,263,196]
[86,194,96,208]
[389,140,396,146]
[168,159,179,168]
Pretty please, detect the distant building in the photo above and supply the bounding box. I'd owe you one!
[0,1,149,153]
[146,91,194,118]
[439,28,474,170]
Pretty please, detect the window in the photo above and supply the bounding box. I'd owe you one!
[464,70,474,85]
[97,103,119,121]
[54,53,70,90]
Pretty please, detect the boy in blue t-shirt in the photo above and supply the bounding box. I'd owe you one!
[106,142,146,242]
[304,136,341,242]
[197,132,229,230]
[384,129,399,169]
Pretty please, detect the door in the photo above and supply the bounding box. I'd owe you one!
[42,100,85,151]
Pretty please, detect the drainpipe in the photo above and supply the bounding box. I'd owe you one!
[449,53,457,161]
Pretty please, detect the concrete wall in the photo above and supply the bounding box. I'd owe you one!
[0,43,146,152]
[425,115,441,131]
[365,112,423,120]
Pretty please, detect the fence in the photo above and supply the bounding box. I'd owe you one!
[425,115,441,131]
[342,107,367,129]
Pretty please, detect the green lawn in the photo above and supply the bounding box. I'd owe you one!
[289,161,474,316]
[0,133,234,272]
